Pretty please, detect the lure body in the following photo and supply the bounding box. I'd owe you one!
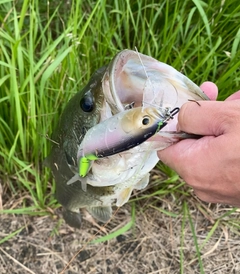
[78,106,179,177]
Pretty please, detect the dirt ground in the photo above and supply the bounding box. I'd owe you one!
[1,179,240,274]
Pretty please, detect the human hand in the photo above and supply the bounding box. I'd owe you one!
[157,82,240,206]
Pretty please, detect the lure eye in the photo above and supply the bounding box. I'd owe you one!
[80,91,94,112]
[142,116,150,125]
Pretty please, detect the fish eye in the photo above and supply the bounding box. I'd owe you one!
[142,116,150,125]
[80,91,94,112]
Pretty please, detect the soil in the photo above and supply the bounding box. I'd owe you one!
[1,179,240,274]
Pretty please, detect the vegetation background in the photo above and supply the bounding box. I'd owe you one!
[0,0,240,273]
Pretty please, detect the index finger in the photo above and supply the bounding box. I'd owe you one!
[200,82,218,100]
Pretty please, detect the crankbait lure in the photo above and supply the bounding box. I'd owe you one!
[78,106,180,177]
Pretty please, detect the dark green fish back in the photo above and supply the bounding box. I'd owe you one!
[47,66,116,227]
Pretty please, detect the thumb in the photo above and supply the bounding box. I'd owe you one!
[177,100,237,136]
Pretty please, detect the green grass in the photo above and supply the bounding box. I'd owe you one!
[0,0,240,272]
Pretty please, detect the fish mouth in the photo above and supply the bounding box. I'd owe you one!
[102,49,209,120]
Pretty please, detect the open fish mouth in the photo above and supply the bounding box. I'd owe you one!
[102,49,209,119]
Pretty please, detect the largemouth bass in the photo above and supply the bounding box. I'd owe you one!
[46,50,209,228]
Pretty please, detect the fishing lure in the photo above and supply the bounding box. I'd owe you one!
[78,106,180,177]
